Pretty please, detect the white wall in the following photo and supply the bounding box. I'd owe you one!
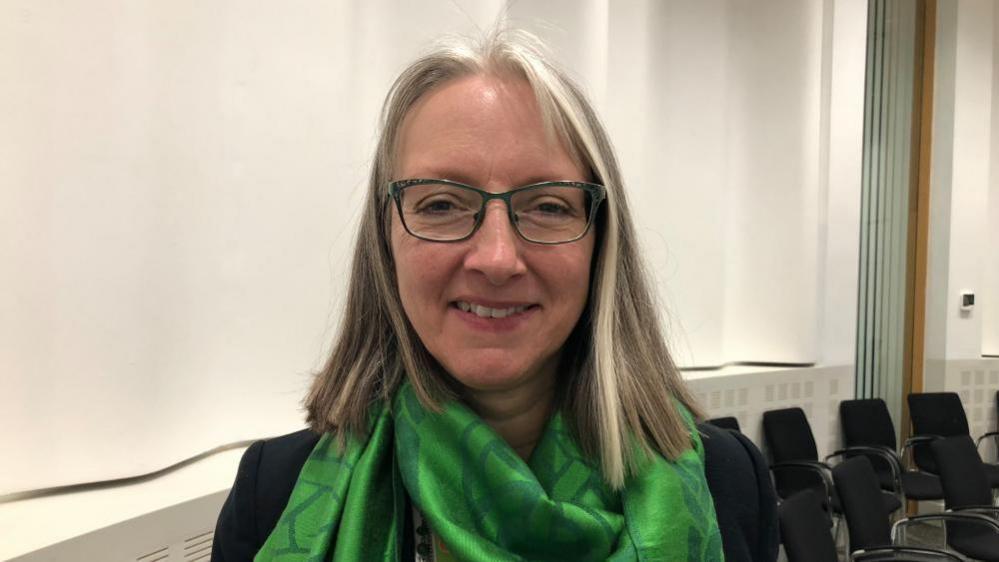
[1,0,868,496]
[601,0,732,367]
[985,1,999,357]
[820,0,867,366]
[720,0,824,365]
[925,0,997,390]
[0,0,506,496]
[514,0,866,368]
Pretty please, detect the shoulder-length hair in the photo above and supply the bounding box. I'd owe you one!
[304,29,702,489]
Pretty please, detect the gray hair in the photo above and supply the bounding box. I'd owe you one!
[304,29,701,489]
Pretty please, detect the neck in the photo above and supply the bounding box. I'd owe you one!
[462,371,557,462]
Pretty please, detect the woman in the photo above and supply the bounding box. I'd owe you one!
[213,30,777,562]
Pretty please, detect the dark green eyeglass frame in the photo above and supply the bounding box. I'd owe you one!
[387,178,607,245]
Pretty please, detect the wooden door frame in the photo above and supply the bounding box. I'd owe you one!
[901,0,935,455]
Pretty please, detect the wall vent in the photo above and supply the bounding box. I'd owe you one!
[12,491,227,562]
[945,360,999,462]
[135,546,169,562]
[131,529,214,561]
[687,366,852,457]
[182,530,214,561]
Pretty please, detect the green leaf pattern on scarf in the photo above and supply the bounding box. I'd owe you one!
[255,383,723,561]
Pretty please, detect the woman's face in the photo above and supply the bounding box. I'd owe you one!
[390,74,596,395]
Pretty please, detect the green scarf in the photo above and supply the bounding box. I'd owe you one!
[255,383,723,561]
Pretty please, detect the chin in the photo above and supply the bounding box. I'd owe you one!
[439,353,552,393]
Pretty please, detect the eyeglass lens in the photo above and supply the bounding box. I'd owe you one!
[398,182,591,243]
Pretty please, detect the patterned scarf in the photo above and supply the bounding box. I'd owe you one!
[255,382,723,561]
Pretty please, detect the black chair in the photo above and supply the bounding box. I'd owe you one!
[763,408,832,501]
[779,489,838,562]
[908,392,999,489]
[839,398,943,502]
[832,456,962,561]
[993,389,999,461]
[698,421,779,561]
[779,488,959,562]
[762,407,901,516]
[706,416,741,432]
[930,436,999,560]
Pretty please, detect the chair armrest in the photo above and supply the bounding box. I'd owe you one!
[826,445,900,463]
[771,460,830,471]
[902,435,940,449]
[770,461,833,498]
[891,512,999,543]
[869,443,899,455]
[852,545,961,562]
[949,506,999,519]
[825,446,902,483]
[976,431,999,449]
[901,435,941,470]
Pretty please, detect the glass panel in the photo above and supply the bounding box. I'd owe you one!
[856,0,921,436]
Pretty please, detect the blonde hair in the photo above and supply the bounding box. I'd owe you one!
[304,29,701,489]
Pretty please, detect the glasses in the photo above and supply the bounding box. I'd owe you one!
[388,179,606,244]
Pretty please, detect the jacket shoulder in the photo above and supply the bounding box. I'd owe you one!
[699,422,779,562]
[211,428,321,562]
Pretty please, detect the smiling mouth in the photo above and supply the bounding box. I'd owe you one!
[452,301,538,319]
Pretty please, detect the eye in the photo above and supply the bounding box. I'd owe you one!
[418,198,458,213]
[512,186,586,219]
[534,201,572,215]
[411,193,475,215]
[521,197,580,218]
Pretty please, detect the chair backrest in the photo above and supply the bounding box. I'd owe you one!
[763,407,824,500]
[839,398,897,450]
[931,435,991,509]
[831,456,891,551]
[931,435,991,548]
[838,398,898,490]
[908,393,970,473]
[763,407,818,462]
[698,422,780,561]
[706,416,741,432]
[778,489,839,562]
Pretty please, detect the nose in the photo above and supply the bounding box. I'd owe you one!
[463,201,527,285]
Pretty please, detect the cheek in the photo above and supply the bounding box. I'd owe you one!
[392,234,425,307]
[564,235,595,286]
[397,257,438,306]
[568,240,597,317]
[567,262,594,314]
[391,223,421,315]
[391,224,456,319]
[534,239,595,316]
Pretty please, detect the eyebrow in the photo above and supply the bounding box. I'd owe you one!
[415,168,478,185]
[404,168,577,189]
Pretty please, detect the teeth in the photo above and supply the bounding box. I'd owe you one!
[457,301,529,318]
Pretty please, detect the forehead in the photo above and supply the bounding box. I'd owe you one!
[394,74,583,186]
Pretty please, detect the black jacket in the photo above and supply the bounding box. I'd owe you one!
[211,423,778,561]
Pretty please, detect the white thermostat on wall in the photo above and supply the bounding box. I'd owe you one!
[960,291,975,311]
